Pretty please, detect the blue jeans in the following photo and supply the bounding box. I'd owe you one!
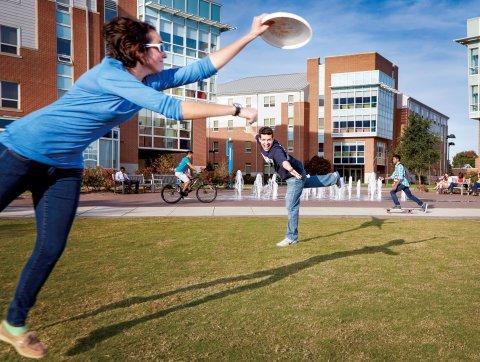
[285,171,339,241]
[472,182,480,193]
[390,183,423,207]
[0,143,82,326]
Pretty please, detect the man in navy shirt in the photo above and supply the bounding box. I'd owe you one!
[246,125,343,246]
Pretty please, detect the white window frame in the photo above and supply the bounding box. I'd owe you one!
[245,141,251,154]
[0,80,20,109]
[0,25,20,56]
[213,119,219,131]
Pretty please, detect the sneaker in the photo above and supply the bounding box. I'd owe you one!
[276,238,298,247]
[180,190,188,197]
[0,323,47,359]
[392,205,402,210]
[335,172,345,188]
[421,203,428,213]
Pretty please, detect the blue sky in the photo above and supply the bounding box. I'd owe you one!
[217,0,478,159]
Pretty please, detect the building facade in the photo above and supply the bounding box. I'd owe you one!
[455,16,480,169]
[0,0,229,172]
[208,52,449,182]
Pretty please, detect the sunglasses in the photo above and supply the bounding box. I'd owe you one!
[145,43,165,53]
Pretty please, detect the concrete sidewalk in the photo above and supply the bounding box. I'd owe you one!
[1,205,479,218]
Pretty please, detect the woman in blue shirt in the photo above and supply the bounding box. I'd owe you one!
[0,15,269,358]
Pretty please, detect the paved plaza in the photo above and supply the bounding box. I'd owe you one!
[3,187,479,218]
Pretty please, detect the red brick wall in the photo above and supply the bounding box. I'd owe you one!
[307,58,319,157]
[0,0,57,119]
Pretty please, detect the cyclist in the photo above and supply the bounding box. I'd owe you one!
[175,150,196,196]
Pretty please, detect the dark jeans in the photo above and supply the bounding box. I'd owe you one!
[0,143,82,326]
[390,183,423,207]
[124,179,139,193]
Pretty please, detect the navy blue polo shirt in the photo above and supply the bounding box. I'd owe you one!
[256,135,304,181]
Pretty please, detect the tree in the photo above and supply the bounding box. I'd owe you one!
[304,156,332,175]
[395,114,440,184]
[452,150,478,168]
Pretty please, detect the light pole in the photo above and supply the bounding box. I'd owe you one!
[446,134,456,172]
[448,141,455,172]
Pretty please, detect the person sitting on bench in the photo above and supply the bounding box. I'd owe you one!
[115,167,139,193]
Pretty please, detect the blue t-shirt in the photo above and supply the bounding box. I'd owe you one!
[256,135,304,181]
[0,56,217,168]
[175,156,191,173]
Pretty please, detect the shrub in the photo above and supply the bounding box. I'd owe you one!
[415,184,429,192]
[211,162,230,186]
[466,170,478,183]
[82,166,115,192]
[305,156,332,175]
[151,154,175,174]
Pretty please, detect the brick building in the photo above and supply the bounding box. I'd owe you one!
[0,0,230,172]
[208,52,449,182]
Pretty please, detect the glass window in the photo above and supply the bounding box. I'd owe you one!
[56,24,71,40]
[104,0,118,22]
[199,0,209,18]
[318,118,324,130]
[186,27,197,49]
[187,0,198,15]
[160,20,172,43]
[57,38,71,56]
[245,163,252,175]
[318,95,324,107]
[211,4,220,21]
[0,25,18,54]
[288,117,294,127]
[470,47,479,75]
[199,30,208,52]
[288,94,294,104]
[288,140,294,151]
[1,81,19,109]
[213,141,219,151]
[173,23,184,46]
[471,85,479,112]
[318,143,324,153]
[245,141,252,153]
[270,96,275,107]
[213,120,218,131]
[160,0,173,6]
[246,97,251,107]
[211,34,218,51]
[56,11,71,25]
[227,119,233,130]
[173,0,185,10]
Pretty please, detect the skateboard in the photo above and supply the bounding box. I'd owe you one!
[386,207,425,214]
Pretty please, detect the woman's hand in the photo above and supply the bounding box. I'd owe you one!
[248,14,273,38]
[239,107,258,125]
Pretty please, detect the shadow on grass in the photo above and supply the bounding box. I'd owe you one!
[65,236,437,356]
[299,217,389,243]
[44,218,386,329]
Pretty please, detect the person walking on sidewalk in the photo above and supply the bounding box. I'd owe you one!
[384,154,428,212]
[246,125,344,247]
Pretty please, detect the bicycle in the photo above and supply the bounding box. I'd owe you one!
[161,174,217,204]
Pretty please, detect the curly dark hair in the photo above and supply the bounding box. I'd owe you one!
[103,17,156,68]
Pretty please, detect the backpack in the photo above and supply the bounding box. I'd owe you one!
[400,163,414,183]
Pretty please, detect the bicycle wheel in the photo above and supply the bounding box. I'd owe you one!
[196,183,217,203]
[161,184,182,204]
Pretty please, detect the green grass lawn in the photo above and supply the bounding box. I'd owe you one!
[1,217,479,360]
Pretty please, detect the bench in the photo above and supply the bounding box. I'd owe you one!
[448,176,470,195]
[144,174,179,192]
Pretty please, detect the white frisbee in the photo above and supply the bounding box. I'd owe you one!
[261,12,312,49]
